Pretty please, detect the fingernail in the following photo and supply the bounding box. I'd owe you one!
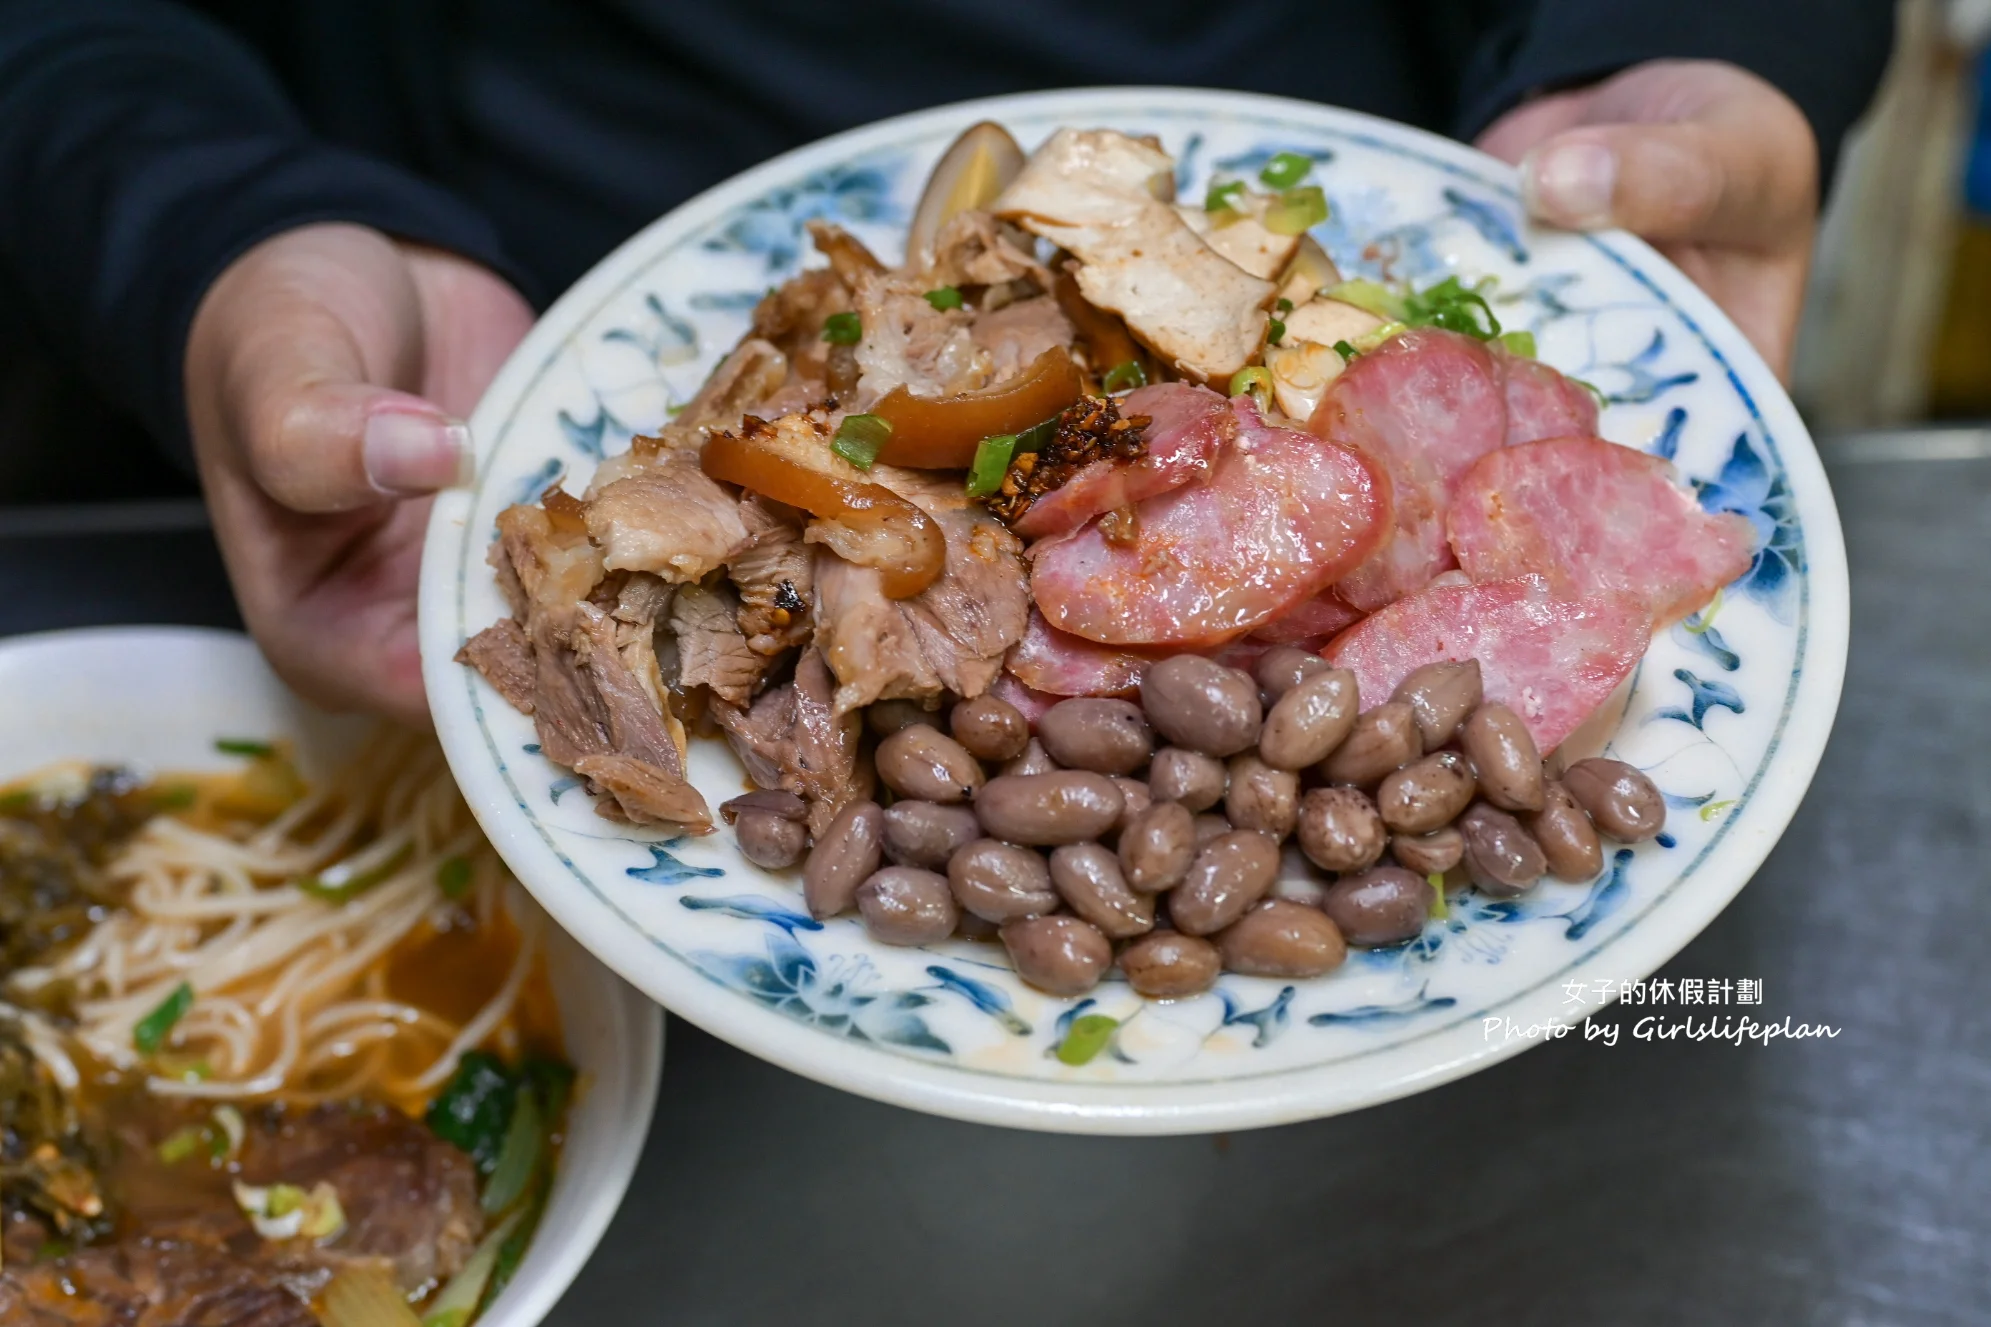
[363,406,474,494]
[1524,142,1617,229]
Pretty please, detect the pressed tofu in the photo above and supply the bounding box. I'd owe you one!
[994,129,1274,382]
[1281,297,1387,348]
[1175,197,1301,281]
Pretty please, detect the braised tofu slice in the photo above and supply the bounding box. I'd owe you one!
[993,129,1274,382]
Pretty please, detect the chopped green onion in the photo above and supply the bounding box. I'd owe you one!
[1354,321,1410,353]
[297,842,414,904]
[1683,587,1725,634]
[322,1266,422,1327]
[1699,799,1737,822]
[213,738,274,758]
[150,783,199,812]
[1055,1014,1119,1066]
[157,1125,208,1164]
[831,413,892,470]
[1013,415,1060,453]
[1332,339,1359,362]
[820,311,862,345]
[134,981,193,1053]
[480,1088,542,1216]
[1496,329,1537,358]
[0,788,35,814]
[35,1238,70,1262]
[436,855,473,901]
[1263,185,1327,236]
[1101,360,1147,393]
[1258,151,1313,189]
[212,1104,246,1159]
[1401,275,1501,339]
[1427,873,1449,920]
[965,434,1019,498]
[1267,318,1286,346]
[1227,366,1273,407]
[923,286,963,311]
[1275,297,1294,314]
[1327,278,1409,322]
[423,1209,525,1327]
[1203,179,1246,213]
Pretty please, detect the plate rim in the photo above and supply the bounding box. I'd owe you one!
[420,85,1848,1134]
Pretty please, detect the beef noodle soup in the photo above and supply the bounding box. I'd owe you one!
[0,731,569,1326]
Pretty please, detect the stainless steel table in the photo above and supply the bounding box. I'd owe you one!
[3,443,1985,1326]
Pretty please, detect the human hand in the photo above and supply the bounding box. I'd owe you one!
[184,223,533,725]
[1476,60,1818,381]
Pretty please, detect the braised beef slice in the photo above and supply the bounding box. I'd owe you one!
[456,618,537,716]
[0,1102,481,1323]
[712,648,868,837]
[0,1239,320,1327]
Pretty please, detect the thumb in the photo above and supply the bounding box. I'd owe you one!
[194,227,474,513]
[231,320,472,512]
[1518,121,1797,250]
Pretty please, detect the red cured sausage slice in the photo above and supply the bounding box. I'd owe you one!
[1495,347,1599,446]
[1248,587,1365,645]
[1309,328,1507,612]
[1447,437,1757,627]
[1324,574,1650,752]
[1006,609,1154,697]
[1030,396,1390,648]
[1012,382,1230,540]
[989,671,1059,729]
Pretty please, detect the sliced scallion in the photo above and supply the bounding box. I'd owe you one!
[1262,185,1327,236]
[1055,1014,1118,1066]
[923,286,963,311]
[422,1209,525,1327]
[1402,275,1500,339]
[1013,415,1060,453]
[1203,179,1246,214]
[1325,279,1409,323]
[321,1266,421,1327]
[436,855,473,901]
[965,434,1018,499]
[1100,360,1147,393]
[1267,318,1286,346]
[1276,296,1294,314]
[1258,151,1313,189]
[1333,339,1359,363]
[1228,366,1273,408]
[297,842,413,905]
[157,1125,208,1164]
[479,1089,543,1217]
[134,981,193,1053]
[213,737,274,758]
[1496,329,1537,358]
[831,413,891,469]
[820,311,862,345]
[1427,873,1449,920]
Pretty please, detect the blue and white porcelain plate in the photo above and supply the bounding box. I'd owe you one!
[419,88,1848,1134]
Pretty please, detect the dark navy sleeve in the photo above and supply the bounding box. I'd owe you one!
[1453,0,1897,191]
[0,0,523,458]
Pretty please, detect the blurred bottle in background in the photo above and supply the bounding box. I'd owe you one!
[1797,0,1991,427]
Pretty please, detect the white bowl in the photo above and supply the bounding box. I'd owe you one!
[421,87,1847,1135]
[0,625,660,1327]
